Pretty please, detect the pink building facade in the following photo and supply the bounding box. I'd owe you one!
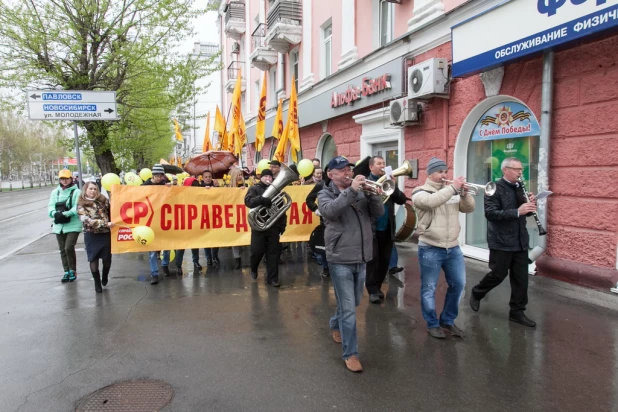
[216,0,618,290]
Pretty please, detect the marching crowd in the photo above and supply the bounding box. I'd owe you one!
[49,154,537,373]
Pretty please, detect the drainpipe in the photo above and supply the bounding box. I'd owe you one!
[529,50,553,263]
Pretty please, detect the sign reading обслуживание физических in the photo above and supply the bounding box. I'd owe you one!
[451,0,618,77]
[26,90,118,121]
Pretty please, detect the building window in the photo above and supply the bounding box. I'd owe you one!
[255,80,261,113]
[270,68,277,108]
[379,0,393,47]
[322,22,332,78]
[290,50,299,91]
[318,133,336,166]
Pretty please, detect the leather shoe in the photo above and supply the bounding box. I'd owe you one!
[440,323,465,338]
[250,271,258,280]
[150,275,159,285]
[470,294,480,312]
[428,327,446,339]
[509,312,536,328]
[331,330,342,343]
[267,280,281,288]
[161,266,173,277]
[344,355,363,373]
[388,266,404,275]
[369,294,381,304]
[194,262,202,270]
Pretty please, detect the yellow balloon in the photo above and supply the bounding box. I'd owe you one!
[257,159,270,173]
[169,250,176,262]
[165,173,173,182]
[139,168,153,181]
[176,173,186,185]
[297,159,314,177]
[132,226,155,246]
[124,172,143,186]
[101,173,121,191]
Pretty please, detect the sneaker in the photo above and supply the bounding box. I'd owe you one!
[440,323,465,338]
[68,270,76,282]
[150,275,159,285]
[344,356,363,373]
[206,258,213,266]
[61,272,70,283]
[332,330,342,344]
[369,294,381,304]
[428,327,446,339]
[213,257,220,265]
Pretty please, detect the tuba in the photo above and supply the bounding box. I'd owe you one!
[248,163,299,231]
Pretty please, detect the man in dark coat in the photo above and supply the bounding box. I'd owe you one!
[469,157,538,327]
[365,156,407,303]
[245,169,286,287]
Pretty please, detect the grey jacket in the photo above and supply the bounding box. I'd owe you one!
[317,181,384,264]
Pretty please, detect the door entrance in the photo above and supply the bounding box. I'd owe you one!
[372,143,398,170]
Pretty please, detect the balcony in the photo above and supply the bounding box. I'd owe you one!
[225,61,247,93]
[264,0,302,54]
[249,23,278,71]
[224,0,246,41]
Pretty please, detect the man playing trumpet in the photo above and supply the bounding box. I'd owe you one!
[412,157,475,339]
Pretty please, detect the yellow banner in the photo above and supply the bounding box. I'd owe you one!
[110,185,319,253]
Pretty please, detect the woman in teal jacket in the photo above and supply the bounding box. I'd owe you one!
[48,169,82,282]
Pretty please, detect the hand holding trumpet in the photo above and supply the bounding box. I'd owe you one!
[351,175,366,192]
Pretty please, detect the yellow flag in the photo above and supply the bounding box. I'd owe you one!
[173,119,184,142]
[214,105,228,150]
[202,112,212,152]
[271,98,283,139]
[255,72,267,152]
[273,128,288,162]
[287,76,300,162]
[230,69,246,156]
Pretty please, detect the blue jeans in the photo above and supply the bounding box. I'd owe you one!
[149,250,170,277]
[418,245,466,329]
[389,245,398,269]
[204,248,219,259]
[316,253,328,269]
[329,263,366,359]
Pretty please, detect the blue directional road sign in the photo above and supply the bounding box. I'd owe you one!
[26,90,119,121]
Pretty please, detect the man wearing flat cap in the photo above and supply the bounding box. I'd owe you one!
[412,157,475,339]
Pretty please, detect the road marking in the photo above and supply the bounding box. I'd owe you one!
[0,207,47,224]
[0,197,49,208]
[0,232,50,261]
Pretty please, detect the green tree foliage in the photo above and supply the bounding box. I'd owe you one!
[0,0,218,173]
[0,112,65,179]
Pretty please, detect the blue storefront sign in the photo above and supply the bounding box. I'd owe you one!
[471,101,541,142]
[452,0,618,77]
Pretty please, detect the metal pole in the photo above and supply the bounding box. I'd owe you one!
[74,121,84,189]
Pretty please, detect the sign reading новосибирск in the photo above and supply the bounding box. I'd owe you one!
[451,0,618,77]
[27,91,118,120]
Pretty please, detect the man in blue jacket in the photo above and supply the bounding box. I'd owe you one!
[318,156,384,372]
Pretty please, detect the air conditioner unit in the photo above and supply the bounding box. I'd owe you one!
[389,98,420,125]
[232,42,240,54]
[407,58,449,99]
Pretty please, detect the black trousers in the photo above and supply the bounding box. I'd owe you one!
[250,230,280,283]
[472,249,529,313]
[365,230,394,295]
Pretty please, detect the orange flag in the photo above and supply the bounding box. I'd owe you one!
[255,72,267,152]
[202,112,212,152]
[214,105,228,150]
[230,69,246,156]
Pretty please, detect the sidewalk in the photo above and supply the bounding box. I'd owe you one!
[1,237,617,412]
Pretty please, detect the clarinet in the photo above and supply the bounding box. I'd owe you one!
[517,177,546,236]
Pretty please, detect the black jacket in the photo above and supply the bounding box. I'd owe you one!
[485,178,530,252]
[245,182,287,234]
[367,174,408,241]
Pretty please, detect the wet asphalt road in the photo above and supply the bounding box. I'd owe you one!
[1,190,617,411]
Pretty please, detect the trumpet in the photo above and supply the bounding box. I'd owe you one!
[346,176,395,197]
[442,179,497,196]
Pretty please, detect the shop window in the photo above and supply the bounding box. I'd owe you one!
[319,133,337,166]
[464,101,541,251]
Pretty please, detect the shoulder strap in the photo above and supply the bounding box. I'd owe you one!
[66,188,74,209]
[412,188,435,196]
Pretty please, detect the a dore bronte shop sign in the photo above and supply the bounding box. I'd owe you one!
[330,74,392,108]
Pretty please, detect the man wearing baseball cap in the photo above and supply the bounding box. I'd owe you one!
[268,160,281,179]
[142,164,173,284]
[318,156,384,372]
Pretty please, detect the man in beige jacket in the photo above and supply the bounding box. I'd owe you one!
[412,157,475,339]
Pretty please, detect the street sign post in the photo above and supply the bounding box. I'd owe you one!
[26,90,119,189]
